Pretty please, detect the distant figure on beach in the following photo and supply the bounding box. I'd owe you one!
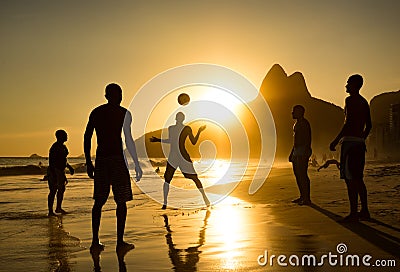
[84,83,143,254]
[150,112,210,209]
[330,74,372,222]
[47,129,74,216]
[317,159,340,172]
[309,154,319,167]
[289,105,312,205]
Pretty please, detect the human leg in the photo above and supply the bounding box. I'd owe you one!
[345,179,359,217]
[187,175,210,207]
[55,186,66,214]
[162,163,175,209]
[116,202,127,245]
[355,179,370,219]
[115,201,135,254]
[298,156,311,204]
[53,170,67,214]
[48,188,57,216]
[47,169,58,216]
[92,198,107,245]
[292,160,303,202]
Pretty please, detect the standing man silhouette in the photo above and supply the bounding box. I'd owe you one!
[289,105,312,206]
[84,83,143,254]
[48,129,74,216]
[330,74,372,222]
[150,112,210,209]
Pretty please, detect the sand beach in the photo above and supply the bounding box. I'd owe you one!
[0,160,399,271]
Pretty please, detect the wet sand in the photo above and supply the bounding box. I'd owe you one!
[0,164,399,271]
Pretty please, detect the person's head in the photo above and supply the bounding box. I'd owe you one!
[175,112,185,123]
[292,105,305,120]
[105,83,123,105]
[346,74,363,94]
[55,129,68,142]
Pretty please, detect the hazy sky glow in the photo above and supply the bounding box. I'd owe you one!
[0,0,399,156]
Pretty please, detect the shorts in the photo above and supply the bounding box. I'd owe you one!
[47,167,66,193]
[164,161,198,182]
[340,141,366,180]
[93,157,133,203]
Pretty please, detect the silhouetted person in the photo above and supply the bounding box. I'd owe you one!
[84,83,143,254]
[289,105,312,205]
[163,210,210,271]
[47,129,74,216]
[330,74,372,222]
[150,112,210,209]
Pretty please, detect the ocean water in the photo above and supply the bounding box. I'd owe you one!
[0,157,86,167]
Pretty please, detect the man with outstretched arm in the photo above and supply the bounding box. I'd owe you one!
[84,83,143,254]
[150,112,210,209]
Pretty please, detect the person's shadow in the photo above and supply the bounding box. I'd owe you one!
[310,203,400,259]
[90,241,134,272]
[163,210,210,271]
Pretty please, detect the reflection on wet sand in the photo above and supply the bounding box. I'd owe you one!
[47,216,79,271]
[90,241,134,272]
[163,210,210,271]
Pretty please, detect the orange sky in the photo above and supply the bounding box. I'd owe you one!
[0,1,399,156]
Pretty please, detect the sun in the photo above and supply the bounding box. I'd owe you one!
[183,86,245,124]
[145,85,247,134]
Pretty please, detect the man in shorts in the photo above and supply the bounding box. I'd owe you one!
[84,83,143,253]
[289,105,312,206]
[150,112,210,209]
[48,129,74,216]
[330,74,372,222]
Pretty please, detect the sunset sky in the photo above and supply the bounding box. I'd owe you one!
[0,0,399,156]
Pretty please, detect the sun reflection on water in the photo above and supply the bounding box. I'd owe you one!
[208,197,251,270]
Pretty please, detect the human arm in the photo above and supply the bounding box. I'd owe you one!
[188,125,206,145]
[84,113,95,179]
[66,163,74,175]
[330,102,347,151]
[150,136,170,143]
[288,148,294,162]
[124,112,143,181]
[363,104,372,139]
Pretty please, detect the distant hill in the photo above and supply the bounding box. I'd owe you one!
[29,153,44,158]
[257,64,343,159]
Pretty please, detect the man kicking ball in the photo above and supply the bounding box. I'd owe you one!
[150,112,210,209]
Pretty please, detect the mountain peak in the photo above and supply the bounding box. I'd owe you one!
[265,64,287,79]
[260,64,311,100]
